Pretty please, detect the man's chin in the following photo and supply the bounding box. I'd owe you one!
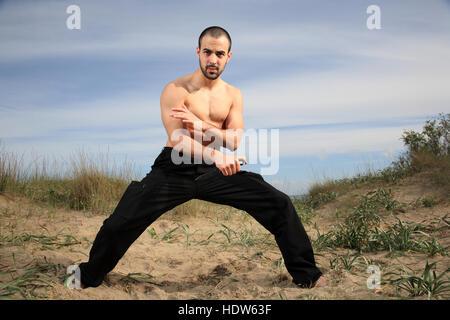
[204,74,219,80]
[201,68,221,80]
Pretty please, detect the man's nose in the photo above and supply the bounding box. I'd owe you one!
[208,57,218,65]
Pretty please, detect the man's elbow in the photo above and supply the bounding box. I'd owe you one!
[223,127,243,151]
[223,139,238,151]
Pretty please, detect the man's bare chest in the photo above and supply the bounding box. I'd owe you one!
[184,91,232,125]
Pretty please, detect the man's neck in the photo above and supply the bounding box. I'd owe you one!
[192,68,222,90]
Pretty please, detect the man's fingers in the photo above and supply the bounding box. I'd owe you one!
[217,155,248,176]
[172,105,189,113]
[235,159,241,172]
[171,113,190,121]
[170,111,186,116]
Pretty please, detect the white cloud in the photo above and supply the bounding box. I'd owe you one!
[0,92,162,137]
[3,0,449,63]
[231,122,422,162]
[277,124,423,157]
[239,31,450,128]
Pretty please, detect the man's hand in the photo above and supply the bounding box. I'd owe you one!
[213,150,248,176]
[170,104,205,137]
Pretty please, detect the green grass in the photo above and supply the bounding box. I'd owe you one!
[119,272,163,287]
[212,222,274,251]
[308,188,448,256]
[178,223,198,248]
[291,197,317,225]
[329,251,374,275]
[0,229,81,250]
[310,223,335,251]
[384,261,450,300]
[374,218,448,256]
[0,257,65,299]
[421,197,436,208]
[327,188,397,251]
[160,226,181,243]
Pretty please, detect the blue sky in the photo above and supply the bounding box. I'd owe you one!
[1,0,449,195]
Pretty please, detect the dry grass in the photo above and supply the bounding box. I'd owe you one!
[0,144,137,215]
[409,151,450,190]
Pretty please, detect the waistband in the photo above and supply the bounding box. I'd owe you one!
[151,146,215,170]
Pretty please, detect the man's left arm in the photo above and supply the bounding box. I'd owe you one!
[203,88,244,151]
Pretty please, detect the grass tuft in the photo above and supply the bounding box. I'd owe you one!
[0,257,64,299]
[384,261,450,300]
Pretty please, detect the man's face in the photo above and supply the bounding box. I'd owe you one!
[197,35,232,80]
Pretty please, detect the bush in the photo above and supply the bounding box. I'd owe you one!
[402,113,449,157]
[378,113,449,186]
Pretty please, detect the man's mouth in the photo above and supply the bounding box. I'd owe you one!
[207,67,217,72]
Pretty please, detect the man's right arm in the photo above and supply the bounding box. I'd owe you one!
[160,83,215,162]
[160,83,247,175]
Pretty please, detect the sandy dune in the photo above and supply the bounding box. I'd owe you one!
[0,172,448,300]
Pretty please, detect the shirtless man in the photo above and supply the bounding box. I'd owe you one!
[75,26,326,290]
[162,28,245,174]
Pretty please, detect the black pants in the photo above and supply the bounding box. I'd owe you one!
[79,147,322,288]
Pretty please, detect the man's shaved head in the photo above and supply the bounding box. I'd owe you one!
[198,26,232,52]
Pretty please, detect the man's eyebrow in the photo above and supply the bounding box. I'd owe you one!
[202,48,226,55]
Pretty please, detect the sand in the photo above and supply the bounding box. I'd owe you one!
[0,173,448,300]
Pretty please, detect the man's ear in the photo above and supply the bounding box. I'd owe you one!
[196,46,200,58]
[227,50,232,62]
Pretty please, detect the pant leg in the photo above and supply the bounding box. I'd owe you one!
[79,166,195,288]
[196,168,322,286]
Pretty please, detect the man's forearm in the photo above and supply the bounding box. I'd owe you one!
[202,121,242,151]
[172,133,219,164]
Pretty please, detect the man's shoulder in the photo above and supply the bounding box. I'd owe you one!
[223,82,242,98]
[162,76,190,96]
